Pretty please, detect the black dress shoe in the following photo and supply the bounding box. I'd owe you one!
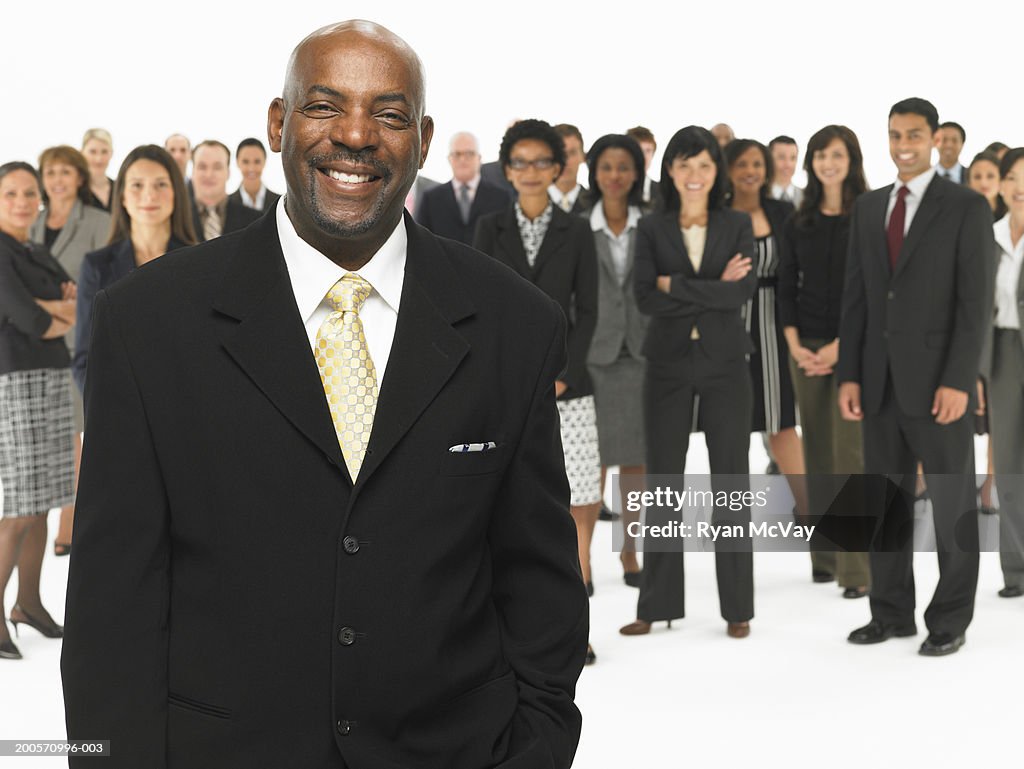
[998,585,1024,598]
[598,505,620,521]
[918,633,966,656]
[842,586,868,599]
[586,581,594,597]
[623,570,642,588]
[0,638,22,660]
[847,619,917,644]
[812,569,835,583]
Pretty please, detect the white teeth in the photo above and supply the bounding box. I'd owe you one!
[328,170,372,183]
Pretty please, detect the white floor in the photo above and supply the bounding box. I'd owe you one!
[2,437,1021,768]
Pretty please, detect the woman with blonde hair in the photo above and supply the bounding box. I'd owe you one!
[81,128,115,211]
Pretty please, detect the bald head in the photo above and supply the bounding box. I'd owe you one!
[284,20,426,118]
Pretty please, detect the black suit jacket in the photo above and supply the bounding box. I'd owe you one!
[228,186,282,213]
[837,174,995,416]
[634,208,758,363]
[473,205,598,399]
[480,160,516,196]
[62,213,587,768]
[190,196,263,242]
[414,178,512,245]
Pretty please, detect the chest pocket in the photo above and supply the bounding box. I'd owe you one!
[438,444,507,476]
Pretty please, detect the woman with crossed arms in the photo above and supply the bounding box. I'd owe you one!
[620,125,757,639]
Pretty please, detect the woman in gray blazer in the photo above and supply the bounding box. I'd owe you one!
[585,134,649,586]
[985,147,1024,598]
[29,145,110,556]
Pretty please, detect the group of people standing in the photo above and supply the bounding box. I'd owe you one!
[0,131,278,660]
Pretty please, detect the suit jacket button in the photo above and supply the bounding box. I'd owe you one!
[336,720,352,736]
[338,626,356,645]
[343,536,360,554]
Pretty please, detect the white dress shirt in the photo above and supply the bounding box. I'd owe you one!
[589,203,641,285]
[239,183,268,210]
[934,163,964,185]
[276,198,406,386]
[548,183,583,212]
[452,174,480,204]
[994,214,1024,329]
[771,182,804,208]
[886,167,937,234]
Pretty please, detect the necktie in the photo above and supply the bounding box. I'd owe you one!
[315,274,378,480]
[560,195,573,212]
[886,186,909,271]
[203,205,222,241]
[458,183,472,224]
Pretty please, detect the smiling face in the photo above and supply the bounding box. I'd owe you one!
[191,144,230,206]
[268,25,433,246]
[237,146,267,187]
[594,147,638,204]
[811,138,850,192]
[506,139,560,198]
[969,160,1000,207]
[1001,158,1024,218]
[668,150,716,207]
[122,159,175,228]
[937,126,964,169]
[42,161,83,206]
[888,112,938,182]
[728,146,767,198]
[83,138,113,177]
[0,170,42,239]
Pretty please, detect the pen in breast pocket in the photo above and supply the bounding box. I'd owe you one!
[449,442,497,453]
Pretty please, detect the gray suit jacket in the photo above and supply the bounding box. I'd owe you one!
[587,219,649,365]
[980,219,1024,379]
[29,199,111,350]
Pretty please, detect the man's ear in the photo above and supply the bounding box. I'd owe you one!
[419,115,434,169]
[268,98,285,154]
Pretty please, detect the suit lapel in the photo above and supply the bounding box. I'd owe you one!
[894,176,945,278]
[495,209,531,279]
[698,211,724,278]
[870,187,893,276]
[355,215,473,486]
[212,214,348,475]
[531,209,569,278]
[658,212,695,277]
[593,230,618,283]
[51,201,82,259]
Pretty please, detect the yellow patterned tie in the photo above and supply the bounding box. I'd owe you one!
[315,274,378,480]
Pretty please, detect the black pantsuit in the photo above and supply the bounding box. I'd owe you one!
[633,209,758,623]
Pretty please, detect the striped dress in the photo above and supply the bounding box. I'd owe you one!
[744,234,796,434]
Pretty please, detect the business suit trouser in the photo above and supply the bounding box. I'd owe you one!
[989,328,1024,589]
[861,376,979,636]
[637,346,754,623]
[788,339,871,587]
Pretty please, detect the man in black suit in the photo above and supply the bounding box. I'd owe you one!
[414,131,511,244]
[838,97,994,656]
[935,121,969,184]
[62,19,587,769]
[626,125,663,212]
[190,139,262,241]
[549,123,591,215]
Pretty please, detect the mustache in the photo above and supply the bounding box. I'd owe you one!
[308,151,391,179]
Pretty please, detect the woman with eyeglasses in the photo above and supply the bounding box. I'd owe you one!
[73,145,197,396]
[620,125,757,639]
[474,119,599,664]
[0,161,77,659]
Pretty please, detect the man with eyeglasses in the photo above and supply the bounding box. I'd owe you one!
[415,131,511,244]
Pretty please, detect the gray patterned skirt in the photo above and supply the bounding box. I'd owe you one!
[0,368,76,518]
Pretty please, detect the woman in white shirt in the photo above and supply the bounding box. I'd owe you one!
[985,147,1024,598]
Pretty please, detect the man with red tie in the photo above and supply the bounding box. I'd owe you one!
[837,97,994,656]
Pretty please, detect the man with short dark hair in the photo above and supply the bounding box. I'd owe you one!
[626,125,661,210]
[190,139,261,241]
[63,19,586,769]
[838,97,994,656]
[549,123,590,214]
[936,121,968,184]
[229,137,281,212]
[769,135,803,207]
[414,131,511,244]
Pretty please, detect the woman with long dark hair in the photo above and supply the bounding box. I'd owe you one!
[620,126,757,639]
[73,145,197,395]
[778,125,870,597]
[584,133,648,586]
[0,162,76,659]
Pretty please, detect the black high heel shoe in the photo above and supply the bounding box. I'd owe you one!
[0,635,22,660]
[9,605,63,639]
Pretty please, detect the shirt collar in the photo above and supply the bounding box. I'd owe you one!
[453,174,480,194]
[589,202,641,235]
[240,183,267,209]
[276,197,407,324]
[548,183,582,206]
[934,162,962,182]
[892,166,936,199]
[994,214,1020,256]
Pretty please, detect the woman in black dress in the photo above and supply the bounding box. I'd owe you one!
[620,126,757,639]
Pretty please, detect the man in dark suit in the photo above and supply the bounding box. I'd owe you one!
[62,19,587,769]
[190,139,262,241]
[935,121,969,184]
[228,137,281,212]
[549,124,592,215]
[838,97,994,656]
[626,125,663,212]
[414,131,511,244]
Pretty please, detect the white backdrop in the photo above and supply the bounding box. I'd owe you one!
[3,0,1022,196]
